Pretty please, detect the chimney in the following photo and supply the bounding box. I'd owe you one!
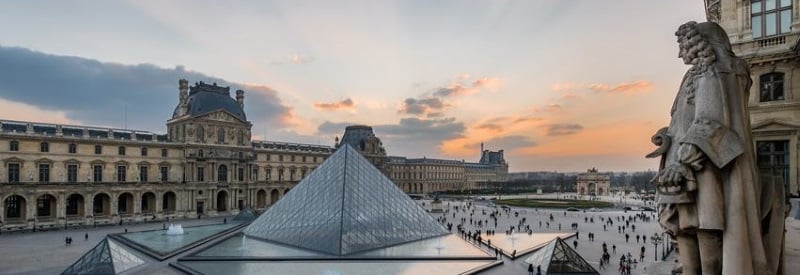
[178,79,189,116]
[236,89,245,108]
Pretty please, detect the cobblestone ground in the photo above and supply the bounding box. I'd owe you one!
[430,198,668,275]
[0,216,227,275]
[429,194,799,275]
[0,195,796,275]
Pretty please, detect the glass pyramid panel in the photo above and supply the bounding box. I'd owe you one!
[522,237,598,275]
[107,239,145,273]
[244,144,447,255]
[62,238,145,275]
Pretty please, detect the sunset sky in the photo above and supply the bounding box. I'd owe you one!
[0,0,706,172]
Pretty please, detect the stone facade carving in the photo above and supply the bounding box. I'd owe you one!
[649,21,786,275]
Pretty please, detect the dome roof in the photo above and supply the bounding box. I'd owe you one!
[172,82,247,121]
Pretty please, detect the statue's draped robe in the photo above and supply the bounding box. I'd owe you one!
[661,55,784,274]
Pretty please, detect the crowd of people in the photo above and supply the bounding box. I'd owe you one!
[433,197,666,275]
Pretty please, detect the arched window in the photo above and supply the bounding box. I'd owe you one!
[218,165,228,182]
[760,72,785,102]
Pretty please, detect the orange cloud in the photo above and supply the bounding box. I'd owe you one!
[589,80,652,95]
[0,98,76,124]
[313,98,356,111]
[440,114,544,156]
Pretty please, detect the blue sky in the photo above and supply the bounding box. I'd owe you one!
[0,0,707,172]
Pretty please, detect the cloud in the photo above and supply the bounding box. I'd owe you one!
[313,98,356,111]
[317,117,466,157]
[403,75,501,117]
[399,97,447,116]
[0,46,293,132]
[433,76,501,97]
[475,123,504,132]
[288,54,312,64]
[272,54,313,65]
[544,123,584,136]
[589,80,652,94]
[317,121,357,135]
[543,104,562,112]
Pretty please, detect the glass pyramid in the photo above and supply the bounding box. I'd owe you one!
[62,237,145,275]
[233,206,258,221]
[522,237,599,275]
[243,144,448,256]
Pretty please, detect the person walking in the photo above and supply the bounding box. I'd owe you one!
[84,232,88,241]
[528,263,534,275]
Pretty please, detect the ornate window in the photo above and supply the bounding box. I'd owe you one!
[40,142,49,153]
[68,143,77,154]
[217,128,225,144]
[117,165,126,182]
[752,0,792,38]
[67,164,78,183]
[760,72,785,102]
[38,164,50,182]
[139,166,148,182]
[7,163,20,182]
[160,166,168,182]
[197,167,205,182]
[238,167,244,181]
[757,140,790,198]
[218,165,228,182]
[9,140,19,151]
[94,145,102,155]
[93,165,103,182]
[118,146,126,156]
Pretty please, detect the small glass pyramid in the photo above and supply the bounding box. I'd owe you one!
[522,237,599,274]
[243,144,448,256]
[233,206,258,221]
[62,237,145,275]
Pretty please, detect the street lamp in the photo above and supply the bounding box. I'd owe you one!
[650,233,662,261]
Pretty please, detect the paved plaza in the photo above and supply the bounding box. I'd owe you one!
[0,195,798,274]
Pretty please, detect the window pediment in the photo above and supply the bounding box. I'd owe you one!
[3,157,25,165]
[90,159,106,165]
[34,158,54,164]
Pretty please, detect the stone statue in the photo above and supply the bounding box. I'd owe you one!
[648,21,786,275]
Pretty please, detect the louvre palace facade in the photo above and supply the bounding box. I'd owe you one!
[703,0,800,197]
[0,79,507,231]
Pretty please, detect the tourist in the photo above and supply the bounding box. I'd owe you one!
[84,233,88,241]
[528,263,534,275]
[573,239,578,248]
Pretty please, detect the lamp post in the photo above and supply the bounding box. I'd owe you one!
[650,233,662,261]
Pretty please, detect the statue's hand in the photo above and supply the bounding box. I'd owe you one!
[654,164,691,187]
[677,143,704,170]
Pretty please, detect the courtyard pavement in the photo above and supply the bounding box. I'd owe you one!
[0,194,797,275]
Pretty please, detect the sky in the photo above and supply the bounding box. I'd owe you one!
[0,0,707,172]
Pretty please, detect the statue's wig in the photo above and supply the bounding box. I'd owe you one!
[676,21,716,70]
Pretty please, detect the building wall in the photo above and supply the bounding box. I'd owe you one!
[704,0,800,195]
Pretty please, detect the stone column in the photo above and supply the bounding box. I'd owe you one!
[155,191,163,219]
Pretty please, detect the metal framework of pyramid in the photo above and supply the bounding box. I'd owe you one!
[62,237,145,275]
[522,237,599,275]
[243,144,448,256]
